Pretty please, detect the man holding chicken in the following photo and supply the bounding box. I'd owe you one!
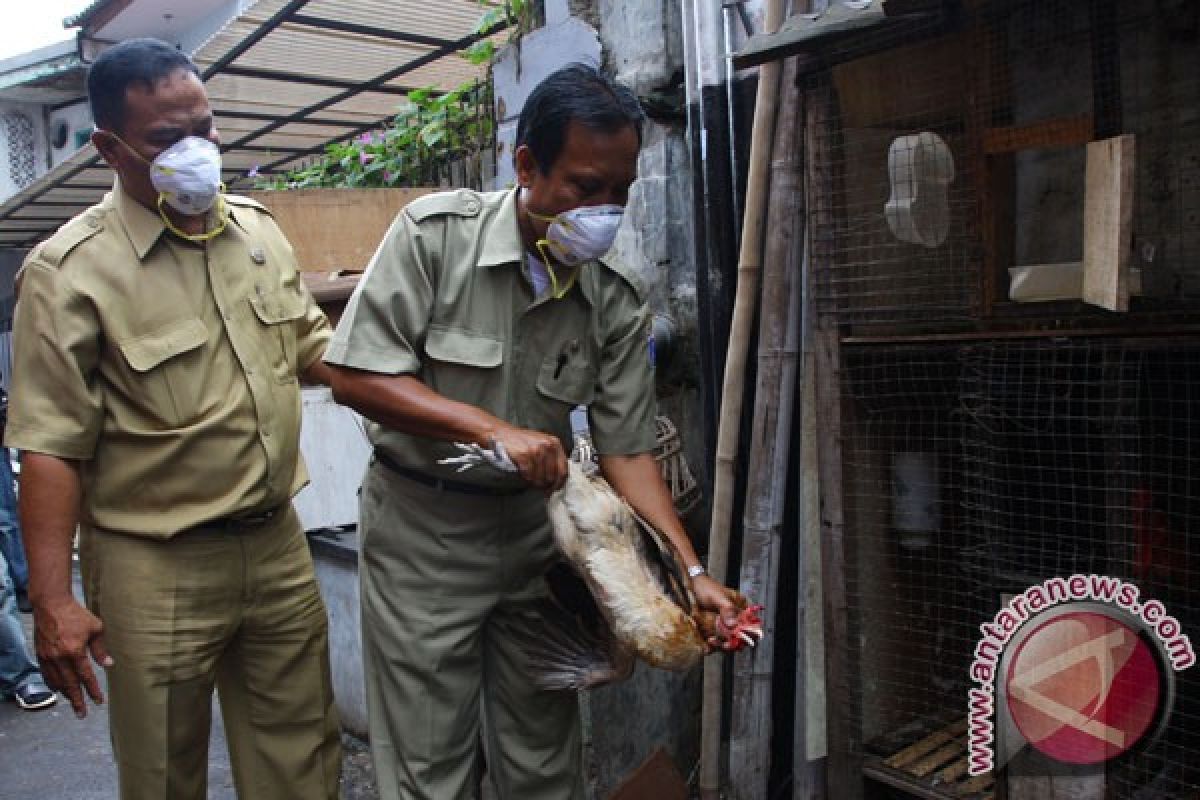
[326,63,741,799]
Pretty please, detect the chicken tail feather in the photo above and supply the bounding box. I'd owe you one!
[494,598,635,691]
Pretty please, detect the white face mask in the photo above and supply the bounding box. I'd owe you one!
[530,203,624,268]
[149,136,223,216]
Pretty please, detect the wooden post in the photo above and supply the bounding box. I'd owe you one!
[806,72,860,799]
[729,53,805,799]
[700,0,787,796]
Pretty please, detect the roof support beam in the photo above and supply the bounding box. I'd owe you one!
[215,109,366,128]
[229,25,502,165]
[220,66,416,95]
[287,15,459,49]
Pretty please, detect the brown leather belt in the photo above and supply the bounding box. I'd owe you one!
[373,448,526,497]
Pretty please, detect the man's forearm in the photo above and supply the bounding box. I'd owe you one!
[328,365,504,446]
[19,453,83,606]
[598,452,703,571]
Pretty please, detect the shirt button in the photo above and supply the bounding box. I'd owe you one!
[263,430,271,438]
[246,368,254,376]
[465,200,480,213]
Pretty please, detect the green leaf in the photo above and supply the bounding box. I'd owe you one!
[474,7,506,35]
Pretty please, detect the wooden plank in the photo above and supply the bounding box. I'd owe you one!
[863,758,959,800]
[832,33,967,129]
[956,772,994,795]
[244,187,431,272]
[809,74,862,800]
[934,754,970,784]
[885,720,968,770]
[730,52,806,799]
[607,748,688,800]
[909,742,965,778]
[1081,134,1135,311]
[981,116,1094,154]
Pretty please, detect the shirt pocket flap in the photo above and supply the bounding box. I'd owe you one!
[536,357,596,406]
[249,288,306,324]
[425,327,503,368]
[118,318,208,372]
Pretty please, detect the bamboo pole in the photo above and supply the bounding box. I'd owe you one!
[699,0,787,796]
[728,52,804,800]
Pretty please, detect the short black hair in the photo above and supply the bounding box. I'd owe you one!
[516,63,644,174]
[87,38,199,133]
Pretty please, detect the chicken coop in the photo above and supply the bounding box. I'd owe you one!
[742,0,1200,797]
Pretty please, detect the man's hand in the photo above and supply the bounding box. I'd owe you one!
[32,595,112,718]
[691,573,739,630]
[490,424,568,492]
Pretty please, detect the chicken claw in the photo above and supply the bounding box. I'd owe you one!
[438,441,518,473]
[714,604,765,652]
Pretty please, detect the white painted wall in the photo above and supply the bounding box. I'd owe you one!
[47,100,92,167]
[0,100,49,199]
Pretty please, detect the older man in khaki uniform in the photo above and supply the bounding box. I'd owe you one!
[326,64,740,800]
[5,39,341,799]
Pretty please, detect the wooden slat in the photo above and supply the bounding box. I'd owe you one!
[910,741,966,778]
[934,753,970,784]
[982,116,1094,154]
[886,719,968,770]
[1082,134,1136,312]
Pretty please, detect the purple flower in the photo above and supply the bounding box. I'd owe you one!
[247,165,260,178]
[359,132,376,145]
[359,151,375,165]
[383,171,394,183]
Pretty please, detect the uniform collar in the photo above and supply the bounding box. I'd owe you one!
[112,178,239,260]
[477,187,525,268]
[479,187,596,306]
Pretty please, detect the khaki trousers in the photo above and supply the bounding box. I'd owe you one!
[80,506,342,800]
[359,460,584,800]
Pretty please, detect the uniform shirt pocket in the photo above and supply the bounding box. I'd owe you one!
[535,354,596,406]
[250,288,306,383]
[116,318,209,426]
[423,326,505,411]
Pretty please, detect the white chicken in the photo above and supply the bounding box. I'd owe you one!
[441,443,764,690]
[501,460,763,690]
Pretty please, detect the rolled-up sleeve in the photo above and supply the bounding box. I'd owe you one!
[3,259,104,459]
[324,209,435,375]
[589,291,658,456]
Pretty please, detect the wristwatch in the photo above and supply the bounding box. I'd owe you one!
[687,564,707,579]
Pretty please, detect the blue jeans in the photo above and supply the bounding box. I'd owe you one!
[0,548,39,693]
[0,448,27,594]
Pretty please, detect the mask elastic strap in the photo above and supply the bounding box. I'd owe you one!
[536,240,579,299]
[158,192,229,242]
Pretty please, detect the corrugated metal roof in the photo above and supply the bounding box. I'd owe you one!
[0,0,502,248]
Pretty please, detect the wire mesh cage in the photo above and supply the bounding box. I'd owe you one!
[803,0,1200,333]
[798,1,1200,794]
[837,337,1200,797]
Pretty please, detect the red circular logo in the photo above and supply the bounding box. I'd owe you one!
[1006,610,1162,765]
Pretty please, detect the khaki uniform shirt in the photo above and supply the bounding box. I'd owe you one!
[324,187,657,489]
[4,184,331,538]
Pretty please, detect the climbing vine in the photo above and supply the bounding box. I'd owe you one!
[253,0,534,190]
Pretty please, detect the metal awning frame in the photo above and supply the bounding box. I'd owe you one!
[0,0,506,248]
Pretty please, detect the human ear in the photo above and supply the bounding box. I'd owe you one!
[91,130,129,171]
[514,144,538,188]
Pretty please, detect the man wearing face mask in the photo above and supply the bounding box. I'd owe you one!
[3,38,342,799]
[325,63,739,800]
